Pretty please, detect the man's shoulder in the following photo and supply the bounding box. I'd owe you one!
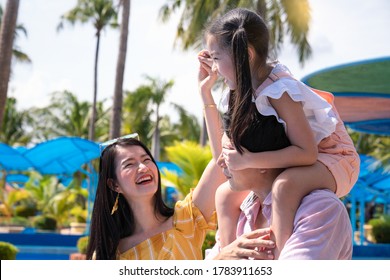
[285,189,353,259]
[298,189,347,216]
[302,189,342,203]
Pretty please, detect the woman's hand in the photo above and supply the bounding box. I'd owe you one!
[198,50,218,92]
[214,228,275,260]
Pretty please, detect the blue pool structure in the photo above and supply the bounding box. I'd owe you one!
[0,229,83,260]
[0,228,389,260]
[352,244,390,260]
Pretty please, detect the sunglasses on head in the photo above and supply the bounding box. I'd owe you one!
[99,133,139,153]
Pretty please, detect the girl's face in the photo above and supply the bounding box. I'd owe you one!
[113,145,159,201]
[206,35,236,90]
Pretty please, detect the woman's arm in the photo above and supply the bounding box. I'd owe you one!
[192,50,226,220]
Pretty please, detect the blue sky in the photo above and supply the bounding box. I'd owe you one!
[2,0,390,123]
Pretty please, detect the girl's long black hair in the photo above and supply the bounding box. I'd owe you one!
[206,8,270,153]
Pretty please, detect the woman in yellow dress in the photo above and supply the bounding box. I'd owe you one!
[86,130,227,260]
[86,135,225,260]
[86,69,226,259]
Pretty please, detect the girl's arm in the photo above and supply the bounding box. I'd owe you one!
[192,50,225,220]
[223,92,318,170]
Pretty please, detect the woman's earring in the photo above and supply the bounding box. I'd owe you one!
[111,193,120,215]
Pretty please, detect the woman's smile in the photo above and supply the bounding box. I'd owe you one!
[135,174,153,185]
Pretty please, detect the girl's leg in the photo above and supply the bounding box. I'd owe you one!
[271,162,336,259]
[216,181,250,248]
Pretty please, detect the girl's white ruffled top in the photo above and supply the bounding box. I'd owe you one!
[220,63,338,144]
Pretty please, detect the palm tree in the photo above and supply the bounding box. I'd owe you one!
[0,97,32,145]
[26,91,91,141]
[160,0,312,145]
[171,103,200,142]
[160,0,311,64]
[27,90,110,142]
[0,0,20,131]
[122,76,174,160]
[92,100,111,142]
[122,86,154,145]
[157,115,185,160]
[369,137,389,172]
[350,130,390,172]
[161,140,212,197]
[24,172,88,228]
[145,76,174,160]
[58,0,118,141]
[0,5,31,64]
[0,187,32,218]
[110,0,130,139]
[122,80,199,160]
[47,91,92,138]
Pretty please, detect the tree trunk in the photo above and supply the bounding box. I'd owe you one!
[256,0,267,17]
[110,0,130,139]
[151,124,160,161]
[151,106,160,160]
[0,0,20,131]
[89,30,101,141]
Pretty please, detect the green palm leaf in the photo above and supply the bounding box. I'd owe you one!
[162,141,212,196]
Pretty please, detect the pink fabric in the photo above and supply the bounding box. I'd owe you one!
[206,190,353,260]
[315,97,360,197]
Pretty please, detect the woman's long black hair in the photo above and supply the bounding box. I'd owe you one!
[86,138,174,260]
[206,8,270,153]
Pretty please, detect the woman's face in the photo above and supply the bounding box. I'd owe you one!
[206,35,236,90]
[113,145,159,201]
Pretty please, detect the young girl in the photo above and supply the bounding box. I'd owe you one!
[198,8,360,258]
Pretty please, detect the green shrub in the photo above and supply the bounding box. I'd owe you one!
[0,242,19,260]
[70,206,87,223]
[14,200,38,217]
[0,216,29,227]
[368,215,390,243]
[10,216,30,227]
[77,236,89,254]
[32,215,57,230]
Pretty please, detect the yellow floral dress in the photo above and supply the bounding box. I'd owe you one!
[117,190,216,260]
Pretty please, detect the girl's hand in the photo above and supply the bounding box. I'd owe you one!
[222,146,253,170]
[214,228,275,260]
[197,50,218,92]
